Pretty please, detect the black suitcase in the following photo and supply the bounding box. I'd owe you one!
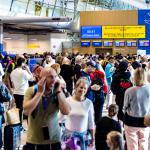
[4,124,21,150]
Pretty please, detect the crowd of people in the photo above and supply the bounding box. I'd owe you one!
[0,51,150,150]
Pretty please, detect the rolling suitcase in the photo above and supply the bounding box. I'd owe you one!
[4,124,21,150]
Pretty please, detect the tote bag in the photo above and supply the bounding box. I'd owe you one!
[6,108,20,125]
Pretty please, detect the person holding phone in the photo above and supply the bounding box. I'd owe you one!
[23,67,71,150]
[10,57,33,131]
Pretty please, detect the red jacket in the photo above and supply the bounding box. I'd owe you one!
[90,70,108,93]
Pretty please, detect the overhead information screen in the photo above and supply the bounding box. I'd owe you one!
[115,41,125,47]
[103,41,113,47]
[102,26,124,38]
[92,40,102,47]
[139,40,149,46]
[126,40,137,47]
[81,26,102,39]
[81,41,90,47]
[124,26,145,39]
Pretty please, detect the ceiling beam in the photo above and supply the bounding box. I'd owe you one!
[10,0,15,11]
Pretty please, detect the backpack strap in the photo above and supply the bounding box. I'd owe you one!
[31,84,38,118]
[33,84,38,95]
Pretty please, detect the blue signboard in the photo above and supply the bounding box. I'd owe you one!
[0,44,3,52]
[81,41,90,47]
[9,54,16,58]
[28,58,43,72]
[81,26,102,39]
[138,10,150,54]
[92,41,102,47]
[0,51,6,56]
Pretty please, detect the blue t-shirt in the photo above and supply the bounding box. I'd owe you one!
[105,63,115,86]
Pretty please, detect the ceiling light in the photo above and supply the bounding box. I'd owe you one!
[4,37,12,40]
[30,39,37,41]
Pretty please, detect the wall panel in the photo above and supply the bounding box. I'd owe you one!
[80,10,138,54]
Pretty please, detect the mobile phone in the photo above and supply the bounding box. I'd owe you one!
[54,82,59,90]
[42,126,50,140]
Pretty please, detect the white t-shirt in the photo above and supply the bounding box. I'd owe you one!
[10,68,32,95]
[43,59,55,68]
[65,97,95,132]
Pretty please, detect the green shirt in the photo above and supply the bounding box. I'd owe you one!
[24,86,61,144]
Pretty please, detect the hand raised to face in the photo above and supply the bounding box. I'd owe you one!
[38,77,46,94]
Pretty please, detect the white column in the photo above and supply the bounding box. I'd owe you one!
[0,23,3,52]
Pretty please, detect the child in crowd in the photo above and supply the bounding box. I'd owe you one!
[106,131,124,150]
[95,104,122,150]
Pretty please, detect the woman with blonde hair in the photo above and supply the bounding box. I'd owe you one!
[51,63,68,97]
[62,77,95,150]
[123,67,150,150]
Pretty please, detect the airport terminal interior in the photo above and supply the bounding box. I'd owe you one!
[1,0,150,150]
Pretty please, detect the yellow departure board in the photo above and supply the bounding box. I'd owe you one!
[27,44,40,48]
[102,26,124,38]
[124,26,145,38]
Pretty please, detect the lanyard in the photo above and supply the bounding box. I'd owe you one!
[42,96,48,111]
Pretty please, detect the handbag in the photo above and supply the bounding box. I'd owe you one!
[6,108,20,125]
[144,114,150,126]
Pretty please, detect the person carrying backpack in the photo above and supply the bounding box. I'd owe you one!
[111,61,132,122]
[23,67,71,150]
[86,61,108,123]
[90,69,108,123]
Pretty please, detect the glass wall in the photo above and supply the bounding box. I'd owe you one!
[0,0,138,19]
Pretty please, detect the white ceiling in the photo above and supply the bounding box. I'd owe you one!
[120,0,150,9]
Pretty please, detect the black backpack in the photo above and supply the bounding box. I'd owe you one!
[92,73,104,90]
[91,73,104,101]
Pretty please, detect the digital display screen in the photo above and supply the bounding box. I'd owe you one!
[115,41,125,47]
[126,41,137,47]
[81,26,102,39]
[81,41,90,47]
[92,41,102,47]
[102,26,124,38]
[124,26,145,38]
[139,40,149,46]
[103,41,113,47]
